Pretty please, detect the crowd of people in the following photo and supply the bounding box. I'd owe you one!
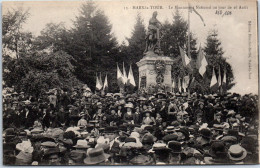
[3,85,259,165]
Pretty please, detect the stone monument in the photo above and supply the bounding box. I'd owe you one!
[136,11,174,93]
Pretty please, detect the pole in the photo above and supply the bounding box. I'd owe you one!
[188,4,191,58]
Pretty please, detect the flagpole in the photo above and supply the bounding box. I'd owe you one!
[95,72,97,94]
[188,4,191,58]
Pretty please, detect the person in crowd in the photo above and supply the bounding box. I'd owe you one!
[123,103,135,125]
[2,86,259,165]
[142,110,156,125]
[77,112,88,127]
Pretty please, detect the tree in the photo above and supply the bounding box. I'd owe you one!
[67,2,118,91]
[123,13,146,90]
[3,50,81,97]
[203,29,235,92]
[2,7,31,59]
[126,13,146,63]
[33,22,70,53]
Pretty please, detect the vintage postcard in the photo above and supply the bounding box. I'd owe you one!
[2,0,258,166]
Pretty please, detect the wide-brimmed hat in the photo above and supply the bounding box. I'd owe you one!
[123,142,143,148]
[215,111,223,116]
[209,141,227,158]
[127,97,134,103]
[58,134,73,146]
[141,133,156,144]
[105,93,113,97]
[164,126,175,133]
[143,125,154,133]
[4,128,16,137]
[150,143,168,153]
[200,128,212,139]
[130,132,140,139]
[69,150,86,163]
[221,136,237,144]
[155,91,166,98]
[129,154,153,165]
[176,128,190,141]
[73,140,90,149]
[228,144,247,161]
[84,147,110,165]
[31,128,44,134]
[124,137,137,143]
[79,112,86,117]
[167,141,182,153]
[23,100,31,105]
[125,103,134,108]
[143,110,152,114]
[12,92,18,95]
[163,134,178,143]
[96,102,102,106]
[95,143,110,153]
[41,141,57,148]
[43,148,61,158]
[18,131,27,137]
[137,96,146,101]
[153,146,171,155]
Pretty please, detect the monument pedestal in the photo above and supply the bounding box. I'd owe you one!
[136,51,174,93]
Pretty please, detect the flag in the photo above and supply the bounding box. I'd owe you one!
[172,78,175,88]
[198,48,208,76]
[127,64,136,87]
[182,78,186,93]
[99,72,103,89]
[210,68,218,87]
[218,66,221,86]
[179,46,191,67]
[183,76,190,93]
[222,68,227,92]
[95,74,102,90]
[223,68,227,84]
[103,74,108,91]
[190,77,195,87]
[178,77,182,93]
[117,63,124,87]
[123,62,128,84]
[190,4,206,26]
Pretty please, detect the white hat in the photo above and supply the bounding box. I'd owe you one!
[228,144,247,161]
[16,141,33,153]
[23,100,31,105]
[130,132,140,139]
[73,140,90,149]
[125,103,134,108]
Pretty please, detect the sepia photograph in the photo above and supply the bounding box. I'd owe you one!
[2,0,259,165]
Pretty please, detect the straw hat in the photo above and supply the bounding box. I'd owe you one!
[84,147,110,164]
[73,140,90,149]
[228,144,247,161]
[41,141,57,148]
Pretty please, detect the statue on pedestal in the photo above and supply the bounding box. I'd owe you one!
[144,11,164,55]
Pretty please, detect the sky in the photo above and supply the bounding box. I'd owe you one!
[2,0,258,95]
